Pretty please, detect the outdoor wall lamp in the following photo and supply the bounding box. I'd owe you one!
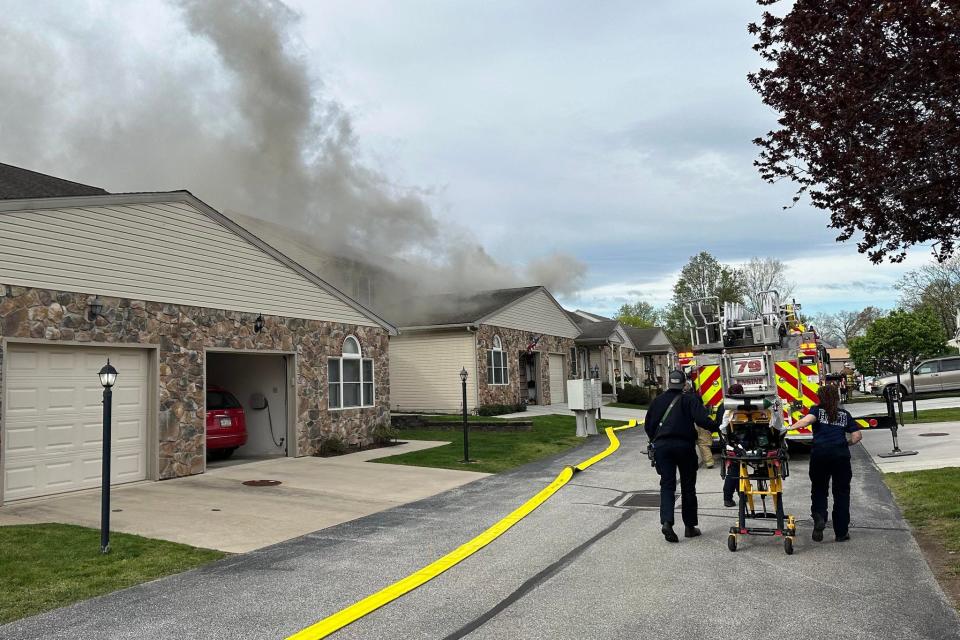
[98,359,118,554]
[87,296,104,321]
[254,313,264,334]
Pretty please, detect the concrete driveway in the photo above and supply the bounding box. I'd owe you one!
[0,441,488,553]
[3,429,957,639]
[861,421,960,473]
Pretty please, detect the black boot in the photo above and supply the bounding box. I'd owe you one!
[723,498,736,508]
[684,526,702,538]
[662,523,679,543]
[812,513,826,542]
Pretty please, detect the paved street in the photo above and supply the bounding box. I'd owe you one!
[3,428,957,640]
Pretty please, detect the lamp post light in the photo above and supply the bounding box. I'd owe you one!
[460,367,469,463]
[98,359,118,554]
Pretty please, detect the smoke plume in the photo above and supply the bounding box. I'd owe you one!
[0,0,587,308]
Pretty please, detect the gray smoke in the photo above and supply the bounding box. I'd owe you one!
[0,0,586,305]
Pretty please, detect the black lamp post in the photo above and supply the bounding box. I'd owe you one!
[98,359,118,554]
[460,367,469,463]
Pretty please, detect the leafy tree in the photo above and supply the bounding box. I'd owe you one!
[749,1,960,263]
[848,308,946,416]
[742,257,794,313]
[665,252,747,349]
[896,255,960,340]
[615,301,660,328]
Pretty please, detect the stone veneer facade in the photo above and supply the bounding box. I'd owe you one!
[475,324,576,407]
[0,284,389,480]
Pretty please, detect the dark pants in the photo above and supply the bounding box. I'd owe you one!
[809,449,853,536]
[654,440,699,526]
[723,472,738,502]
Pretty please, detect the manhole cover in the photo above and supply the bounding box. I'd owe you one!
[622,492,670,508]
[242,480,282,487]
[918,432,949,437]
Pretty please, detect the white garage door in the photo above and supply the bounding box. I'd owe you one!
[3,344,149,501]
[548,354,566,403]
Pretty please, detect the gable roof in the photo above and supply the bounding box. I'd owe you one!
[386,286,544,328]
[0,162,109,200]
[0,190,397,333]
[623,326,676,354]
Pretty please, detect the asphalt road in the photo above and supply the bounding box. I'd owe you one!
[3,430,958,640]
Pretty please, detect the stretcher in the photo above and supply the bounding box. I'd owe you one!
[720,400,797,555]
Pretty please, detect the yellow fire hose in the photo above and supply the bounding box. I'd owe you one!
[286,420,638,640]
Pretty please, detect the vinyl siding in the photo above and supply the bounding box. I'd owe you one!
[484,289,580,339]
[390,331,477,413]
[0,201,375,325]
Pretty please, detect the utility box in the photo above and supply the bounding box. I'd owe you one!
[568,378,601,437]
[568,379,601,410]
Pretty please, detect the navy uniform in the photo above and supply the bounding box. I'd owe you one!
[806,404,860,541]
[644,369,720,542]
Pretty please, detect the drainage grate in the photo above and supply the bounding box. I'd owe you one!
[918,432,949,437]
[242,479,282,487]
[621,491,670,508]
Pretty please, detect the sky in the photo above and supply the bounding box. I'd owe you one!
[0,0,928,317]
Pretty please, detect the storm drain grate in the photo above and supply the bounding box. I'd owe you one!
[918,432,949,437]
[242,480,282,487]
[621,491,670,508]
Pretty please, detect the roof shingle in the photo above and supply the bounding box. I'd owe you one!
[0,162,109,200]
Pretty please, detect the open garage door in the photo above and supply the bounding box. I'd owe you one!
[548,354,566,403]
[205,352,291,467]
[3,344,149,502]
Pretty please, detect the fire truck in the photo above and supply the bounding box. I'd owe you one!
[678,291,891,443]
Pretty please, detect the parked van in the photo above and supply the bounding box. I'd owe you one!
[870,355,960,398]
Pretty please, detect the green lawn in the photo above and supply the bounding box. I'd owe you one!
[377,415,628,474]
[607,402,648,410]
[0,523,225,624]
[885,468,960,579]
[897,407,960,424]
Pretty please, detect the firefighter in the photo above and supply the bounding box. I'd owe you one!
[644,369,721,543]
[791,384,862,542]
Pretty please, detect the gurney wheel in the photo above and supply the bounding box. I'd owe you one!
[784,537,794,555]
[727,534,737,552]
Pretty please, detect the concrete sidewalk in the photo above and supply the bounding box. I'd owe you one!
[0,441,488,553]
[861,421,960,473]
[499,401,646,423]
[3,430,957,639]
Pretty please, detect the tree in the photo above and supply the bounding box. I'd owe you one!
[749,1,960,264]
[813,307,884,346]
[615,301,660,328]
[664,252,747,349]
[672,252,746,306]
[896,255,960,340]
[742,257,794,313]
[848,308,946,417]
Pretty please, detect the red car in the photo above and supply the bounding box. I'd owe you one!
[206,386,247,458]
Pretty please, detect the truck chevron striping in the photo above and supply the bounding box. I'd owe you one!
[286,420,638,640]
[695,365,723,410]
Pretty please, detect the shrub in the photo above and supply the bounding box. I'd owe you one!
[616,384,649,405]
[318,435,347,457]
[601,381,613,394]
[370,423,400,445]
[476,403,526,416]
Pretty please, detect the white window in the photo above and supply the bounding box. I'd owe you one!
[487,335,509,385]
[329,336,375,409]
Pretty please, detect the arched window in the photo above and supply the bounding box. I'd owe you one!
[487,334,509,385]
[328,336,375,409]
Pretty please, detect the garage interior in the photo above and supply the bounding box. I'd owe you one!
[205,352,291,468]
